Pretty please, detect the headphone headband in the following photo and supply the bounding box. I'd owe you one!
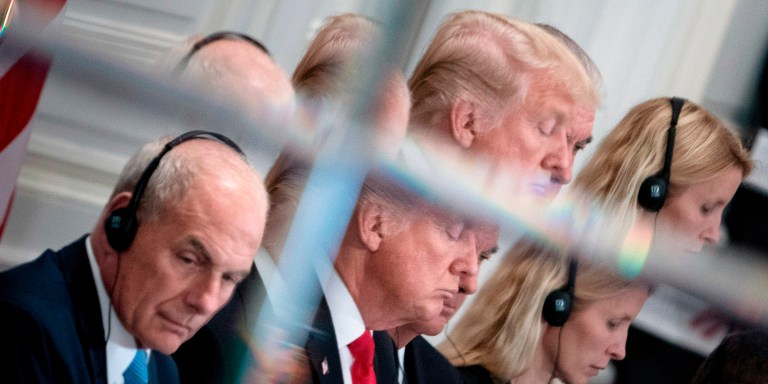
[659,97,685,179]
[637,97,686,212]
[564,257,578,296]
[105,130,244,251]
[174,31,270,75]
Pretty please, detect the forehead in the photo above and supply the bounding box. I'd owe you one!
[423,205,499,233]
[674,167,743,200]
[578,287,649,317]
[520,75,594,130]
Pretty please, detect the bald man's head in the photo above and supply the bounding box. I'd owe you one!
[176,33,295,116]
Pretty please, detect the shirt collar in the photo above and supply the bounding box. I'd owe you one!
[314,257,366,349]
[86,236,151,384]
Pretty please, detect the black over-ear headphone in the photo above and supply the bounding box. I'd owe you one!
[542,257,578,327]
[637,97,686,212]
[173,31,271,76]
[104,130,245,252]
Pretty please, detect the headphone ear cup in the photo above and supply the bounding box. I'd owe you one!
[637,175,668,212]
[104,207,138,252]
[542,289,572,327]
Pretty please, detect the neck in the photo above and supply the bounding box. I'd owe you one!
[386,326,419,349]
[333,248,391,330]
[514,341,556,384]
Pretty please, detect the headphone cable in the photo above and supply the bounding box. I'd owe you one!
[104,249,123,347]
[549,324,564,383]
[443,321,467,367]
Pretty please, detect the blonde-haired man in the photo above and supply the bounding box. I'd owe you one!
[377,11,602,384]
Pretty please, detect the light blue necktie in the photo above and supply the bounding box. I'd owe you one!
[123,350,149,384]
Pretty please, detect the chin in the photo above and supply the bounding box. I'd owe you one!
[155,340,184,355]
[420,322,446,337]
[142,334,186,355]
[561,373,589,384]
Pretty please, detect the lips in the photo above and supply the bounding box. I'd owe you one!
[159,313,191,337]
[529,183,559,198]
[440,303,457,317]
[588,365,605,376]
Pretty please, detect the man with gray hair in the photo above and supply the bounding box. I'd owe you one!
[0,131,268,383]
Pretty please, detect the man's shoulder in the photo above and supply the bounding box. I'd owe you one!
[0,238,90,330]
[0,249,68,303]
[406,335,464,384]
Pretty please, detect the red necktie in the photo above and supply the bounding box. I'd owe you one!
[348,330,376,384]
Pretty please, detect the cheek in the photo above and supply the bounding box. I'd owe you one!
[660,205,700,239]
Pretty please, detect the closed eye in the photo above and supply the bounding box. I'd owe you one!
[538,120,556,136]
[479,246,499,263]
[573,137,592,154]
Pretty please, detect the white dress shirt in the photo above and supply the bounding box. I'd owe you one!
[315,257,366,384]
[397,347,406,384]
[86,236,150,384]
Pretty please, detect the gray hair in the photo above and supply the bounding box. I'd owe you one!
[110,134,263,223]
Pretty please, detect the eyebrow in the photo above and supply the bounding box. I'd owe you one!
[189,237,252,281]
[188,238,213,265]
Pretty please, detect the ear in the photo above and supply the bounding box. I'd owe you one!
[105,191,133,214]
[92,191,134,279]
[450,99,478,148]
[356,201,384,252]
[95,191,133,251]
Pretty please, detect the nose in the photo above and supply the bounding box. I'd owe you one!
[700,219,722,245]
[458,274,477,295]
[608,333,628,360]
[541,134,572,185]
[185,274,222,316]
[449,238,479,294]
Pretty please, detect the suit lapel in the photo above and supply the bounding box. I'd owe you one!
[56,236,107,383]
[305,297,343,384]
[373,330,399,384]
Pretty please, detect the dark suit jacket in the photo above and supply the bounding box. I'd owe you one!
[374,332,462,384]
[304,297,344,384]
[173,263,269,384]
[0,236,178,383]
[457,364,495,384]
[304,295,396,384]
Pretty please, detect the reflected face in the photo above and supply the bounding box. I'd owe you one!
[403,227,498,336]
[111,179,263,354]
[470,77,594,199]
[546,288,649,384]
[370,207,499,326]
[655,167,743,254]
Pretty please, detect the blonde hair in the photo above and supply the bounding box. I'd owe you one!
[573,97,753,258]
[292,13,376,99]
[264,13,411,258]
[535,23,602,93]
[408,10,599,133]
[439,239,646,380]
